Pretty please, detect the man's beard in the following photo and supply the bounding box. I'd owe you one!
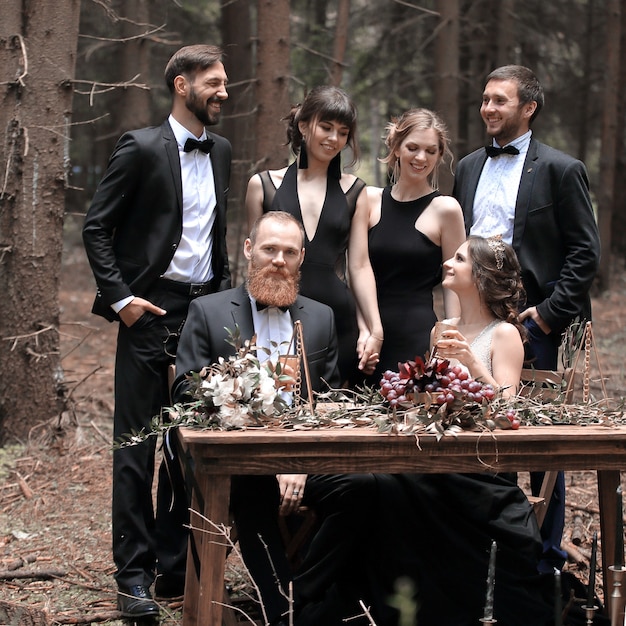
[186,88,220,126]
[247,262,300,309]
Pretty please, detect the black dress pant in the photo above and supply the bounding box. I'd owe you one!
[111,284,201,588]
[231,473,377,625]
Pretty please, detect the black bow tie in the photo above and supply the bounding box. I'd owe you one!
[184,137,214,154]
[256,301,289,313]
[485,144,520,158]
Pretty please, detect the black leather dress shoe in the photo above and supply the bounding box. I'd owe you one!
[117,585,160,618]
[154,575,185,598]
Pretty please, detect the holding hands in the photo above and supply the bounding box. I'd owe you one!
[357,331,382,375]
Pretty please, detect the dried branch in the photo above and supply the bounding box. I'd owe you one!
[51,611,120,624]
[391,0,440,15]
[64,366,102,402]
[0,245,12,264]
[0,568,67,580]
[15,33,28,86]
[72,75,149,91]
[3,325,57,351]
[15,471,33,499]
[292,41,350,67]
[79,23,167,43]
[72,75,149,106]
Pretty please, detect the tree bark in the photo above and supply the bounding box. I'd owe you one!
[115,0,152,132]
[434,0,459,194]
[0,0,81,442]
[255,0,291,171]
[330,0,351,86]
[612,0,626,255]
[597,0,621,290]
[222,0,255,284]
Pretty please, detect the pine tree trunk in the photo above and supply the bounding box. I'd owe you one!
[597,0,621,290]
[434,0,459,194]
[0,0,81,442]
[222,0,256,284]
[255,0,290,171]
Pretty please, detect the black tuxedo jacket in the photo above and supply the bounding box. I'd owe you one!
[453,138,600,333]
[172,285,341,402]
[83,120,232,321]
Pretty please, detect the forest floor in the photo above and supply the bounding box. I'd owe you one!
[1,237,625,626]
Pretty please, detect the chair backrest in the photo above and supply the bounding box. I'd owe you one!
[519,367,575,403]
[168,363,176,404]
[518,368,575,528]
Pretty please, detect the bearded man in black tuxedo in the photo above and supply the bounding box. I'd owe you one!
[173,211,377,626]
[83,44,231,618]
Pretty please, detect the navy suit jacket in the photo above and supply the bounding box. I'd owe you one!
[453,138,600,333]
[172,285,341,403]
[83,120,232,321]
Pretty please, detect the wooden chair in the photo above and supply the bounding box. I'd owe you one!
[519,367,575,527]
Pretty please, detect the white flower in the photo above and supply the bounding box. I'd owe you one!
[206,375,237,406]
[219,403,249,429]
[256,368,278,414]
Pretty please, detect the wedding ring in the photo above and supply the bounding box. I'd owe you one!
[293,490,300,496]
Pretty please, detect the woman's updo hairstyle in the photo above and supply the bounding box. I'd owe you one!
[282,85,360,167]
[467,235,527,341]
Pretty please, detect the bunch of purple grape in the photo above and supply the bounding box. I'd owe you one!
[379,358,496,408]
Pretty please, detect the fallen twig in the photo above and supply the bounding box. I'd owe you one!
[0,568,67,580]
[563,540,588,567]
[15,471,34,499]
[52,610,120,624]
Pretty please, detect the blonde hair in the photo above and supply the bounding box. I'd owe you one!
[380,108,453,189]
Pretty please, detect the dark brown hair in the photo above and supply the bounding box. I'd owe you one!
[485,65,544,124]
[164,45,224,94]
[283,86,360,166]
[467,235,527,340]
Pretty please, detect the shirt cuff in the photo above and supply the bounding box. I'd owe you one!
[111,295,135,314]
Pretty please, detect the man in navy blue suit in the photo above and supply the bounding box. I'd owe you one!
[83,44,231,617]
[453,64,600,572]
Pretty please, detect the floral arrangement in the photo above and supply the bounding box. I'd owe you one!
[115,324,625,449]
[165,327,293,431]
[115,327,294,447]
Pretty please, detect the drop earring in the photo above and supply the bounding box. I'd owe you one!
[298,140,309,169]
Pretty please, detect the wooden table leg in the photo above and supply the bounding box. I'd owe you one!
[182,470,231,626]
[597,470,622,616]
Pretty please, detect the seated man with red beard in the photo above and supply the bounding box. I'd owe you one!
[173,211,377,626]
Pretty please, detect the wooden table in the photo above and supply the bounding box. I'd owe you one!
[178,424,626,626]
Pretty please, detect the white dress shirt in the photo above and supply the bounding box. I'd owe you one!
[470,130,532,245]
[250,296,295,403]
[111,116,218,314]
[163,115,217,283]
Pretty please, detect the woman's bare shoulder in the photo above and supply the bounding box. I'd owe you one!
[431,193,463,215]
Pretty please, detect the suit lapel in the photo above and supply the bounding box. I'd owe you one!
[162,121,183,213]
[229,285,255,342]
[512,139,540,250]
